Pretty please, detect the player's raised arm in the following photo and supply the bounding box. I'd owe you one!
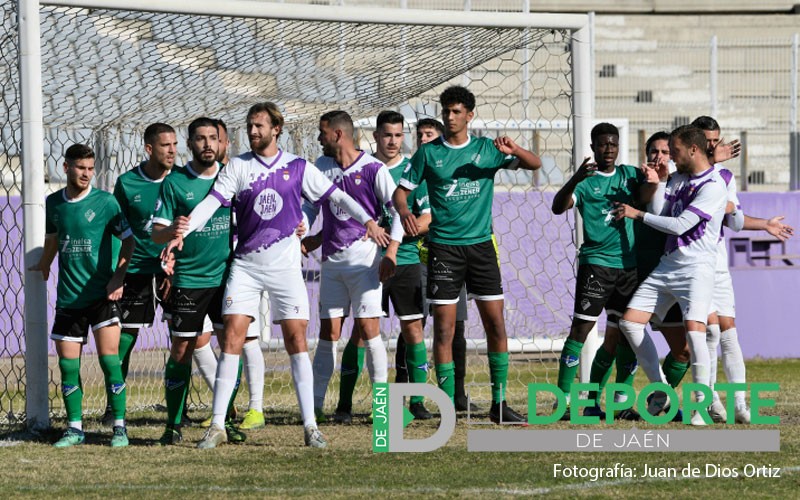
[552,157,596,215]
[493,136,542,171]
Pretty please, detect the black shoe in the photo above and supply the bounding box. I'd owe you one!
[409,402,433,420]
[333,409,353,425]
[100,404,114,427]
[454,395,481,412]
[489,401,527,425]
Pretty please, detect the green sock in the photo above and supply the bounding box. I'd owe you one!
[662,352,690,388]
[99,354,126,421]
[337,342,364,413]
[118,332,138,380]
[226,358,244,419]
[488,351,509,404]
[557,338,584,395]
[164,357,191,427]
[588,346,614,405]
[615,341,638,385]
[58,357,83,425]
[435,362,455,402]
[406,341,429,405]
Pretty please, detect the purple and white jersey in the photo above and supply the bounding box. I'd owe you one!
[660,167,727,268]
[713,164,742,272]
[314,151,397,261]
[210,150,336,270]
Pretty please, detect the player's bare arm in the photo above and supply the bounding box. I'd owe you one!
[743,214,794,241]
[365,219,390,247]
[28,233,58,281]
[612,202,644,221]
[551,156,596,214]
[393,186,418,236]
[414,213,432,236]
[107,235,135,300]
[379,240,400,282]
[493,136,542,171]
[712,137,741,164]
[636,161,660,205]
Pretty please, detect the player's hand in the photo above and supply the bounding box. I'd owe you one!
[765,216,794,241]
[493,136,518,156]
[726,201,736,214]
[160,237,183,275]
[172,215,190,236]
[365,220,390,247]
[27,262,50,281]
[295,220,307,238]
[301,233,322,256]
[612,202,641,221]
[159,274,173,301]
[640,161,660,184]
[379,255,397,282]
[106,276,124,301]
[400,210,418,237]
[712,138,741,164]
[575,157,598,182]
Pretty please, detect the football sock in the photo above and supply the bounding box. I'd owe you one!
[58,357,83,428]
[243,339,265,412]
[290,352,316,428]
[406,341,429,405]
[337,341,364,412]
[99,354,126,422]
[720,328,747,408]
[312,339,336,409]
[619,319,667,384]
[452,320,467,400]
[365,335,388,383]
[662,352,690,388]
[615,340,638,386]
[164,357,191,427]
[588,346,614,405]
[226,358,244,418]
[706,323,721,400]
[686,330,710,403]
[192,342,218,391]
[557,338,584,393]
[488,351,509,404]
[435,362,456,401]
[118,331,137,380]
[211,352,240,428]
[394,334,408,383]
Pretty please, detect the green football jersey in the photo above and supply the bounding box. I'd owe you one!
[401,136,514,246]
[113,162,170,274]
[572,164,645,269]
[382,157,429,265]
[152,163,230,289]
[46,187,132,309]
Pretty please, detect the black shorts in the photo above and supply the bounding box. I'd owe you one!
[169,286,224,337]
[427,240,502,304]
[51,299,121,343]
[382,263,424,320]
[573,264,637,326]
[118,272,170,328]
[651,303,684,330]
[420,267,469,321]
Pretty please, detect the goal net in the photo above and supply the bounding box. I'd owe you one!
[2,0,590,427]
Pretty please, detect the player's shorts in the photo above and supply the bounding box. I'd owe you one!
[118,272,170,328]
[572,264,637,327]
[420,266,468,321]
[626,264,715,324]
[427,240,502,304]
[320,249,383,319]
[223,261,309,323]
[51,299,121,344]
[709,269,736,318]
[169,286,224,337]
[382,263,424,321]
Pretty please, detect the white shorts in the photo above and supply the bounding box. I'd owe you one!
[710,269,736,318]
[319,246,383,319]
[626,264,715,324]
[223,261,310,323]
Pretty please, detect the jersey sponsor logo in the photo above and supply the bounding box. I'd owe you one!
[602,208,615,225]
[84,209,96,222]
[444,179,480,200]
[254,188,283,221]
[60,235,93,255]
[329,198,352,222]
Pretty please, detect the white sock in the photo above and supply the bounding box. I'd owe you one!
[720,328,747,408]
[114,418,125,427]
[242,339,264,412]
[686,330,710,403]
[365,335,388,383]
[618,319,667,384]
[290,352,316,428]
[312,339,337,410]
[192,343,218,391]
[706,324,721,401]
[69,420,82,431]
[211,352,240,428]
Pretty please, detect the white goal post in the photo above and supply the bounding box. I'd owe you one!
[18,0,593,429]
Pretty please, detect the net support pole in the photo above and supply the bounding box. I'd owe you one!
[19,0,50,431]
